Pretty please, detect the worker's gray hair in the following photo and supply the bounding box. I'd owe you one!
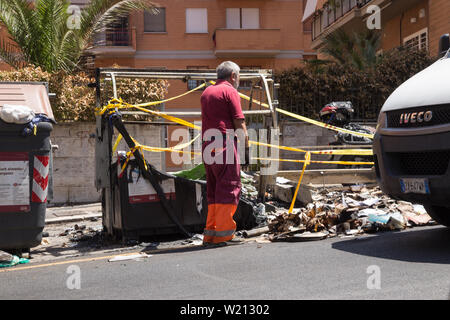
[216,61,240,80]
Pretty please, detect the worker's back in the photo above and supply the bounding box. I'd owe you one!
[201,80,244,138]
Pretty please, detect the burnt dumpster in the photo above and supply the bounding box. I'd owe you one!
[98,112,256,241]
[108,158,256,241]
[110,158,209,239]
[0,82,55,253]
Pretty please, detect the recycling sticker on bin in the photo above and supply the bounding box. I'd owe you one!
[127,167,176,204]
[0,152,30,213]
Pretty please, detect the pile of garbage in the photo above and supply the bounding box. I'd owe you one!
[59,224,106,247]
[266,185,434,241]
[0,250,29,268]
[241,171,259,200]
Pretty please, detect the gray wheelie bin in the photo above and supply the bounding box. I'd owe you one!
[0,82,54,254]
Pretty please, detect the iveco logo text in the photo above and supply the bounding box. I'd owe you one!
[399,111,433,124]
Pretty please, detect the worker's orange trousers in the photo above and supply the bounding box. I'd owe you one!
[203,204,238,243]
[202,139,241,243]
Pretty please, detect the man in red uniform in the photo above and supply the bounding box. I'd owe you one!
[201,61,249,247]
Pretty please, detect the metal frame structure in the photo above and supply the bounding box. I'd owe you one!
[95,68,278,127]
[94,68,280,236]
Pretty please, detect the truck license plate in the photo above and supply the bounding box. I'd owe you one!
[400,178,430,194]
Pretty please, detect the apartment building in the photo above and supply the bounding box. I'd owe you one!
[87,0,316,170]
[91,0,315,98]
[0,0,317,170]
[302,0,450,57]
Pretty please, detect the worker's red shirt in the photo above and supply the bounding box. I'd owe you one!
[201,79,244,138]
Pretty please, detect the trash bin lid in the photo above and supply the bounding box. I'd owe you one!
[0,83,55,121]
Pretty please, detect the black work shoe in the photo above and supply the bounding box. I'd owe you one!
[202,242,227,248]
[224,236,245,245]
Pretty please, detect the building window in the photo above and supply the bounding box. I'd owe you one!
[187,66,208,90]
[226,8,260,29]
[144,8,166,32]
[103,17,129,46]
[186,8,208,33]
[404,28,428,51]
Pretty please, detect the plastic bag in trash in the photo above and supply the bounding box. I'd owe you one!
[22,114,55,136]
[0,250,13,262]
[0,256,29,268]
[0,104,35,124]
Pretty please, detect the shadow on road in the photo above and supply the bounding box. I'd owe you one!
[332,226,450,264]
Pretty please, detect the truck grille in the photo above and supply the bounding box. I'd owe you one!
[389,150,450,176]
[387,104,450,128]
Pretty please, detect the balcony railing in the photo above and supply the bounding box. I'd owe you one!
[88,28,136,57]
[94,29,131,47]
[312,0,372,40]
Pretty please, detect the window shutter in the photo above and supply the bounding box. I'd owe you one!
[144,8,166,32]
[186,8,208,33]
[242,8,259,29]
[226,8,240,29]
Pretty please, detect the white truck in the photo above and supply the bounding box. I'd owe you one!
[373,34,450,226]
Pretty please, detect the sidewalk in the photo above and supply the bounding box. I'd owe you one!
[46,203,102,224]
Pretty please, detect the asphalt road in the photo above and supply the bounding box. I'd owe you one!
[1,225,450,300]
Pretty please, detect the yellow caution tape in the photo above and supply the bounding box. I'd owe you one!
[131,103,201,130]
[100,81,374,163]
[100,98,201,130]
[113,134,123,153]
[119,146,142,177]
[289,152,311,214]
[250,141,372,156]
[138,134,201,155]
[254,157,374,166]
[209,80,375,140]
[117,134,202,177]
[105,101,372,156]
[135,82,206,108]
[113,133,200,155]
[96,82,206,116]
[272,108,375,140]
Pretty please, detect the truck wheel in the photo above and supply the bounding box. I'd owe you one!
[424,205,450,227]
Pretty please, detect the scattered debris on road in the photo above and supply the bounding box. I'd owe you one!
[181,234,204,246]
[108,253,152,262]
[5,177,437,266]
[264,184,435,242]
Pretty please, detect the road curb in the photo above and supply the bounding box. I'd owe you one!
[45,213,102,225]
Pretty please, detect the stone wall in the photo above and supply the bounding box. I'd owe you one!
[279,121,336,171]
[48,121,373,204]
[49,122,162,204]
